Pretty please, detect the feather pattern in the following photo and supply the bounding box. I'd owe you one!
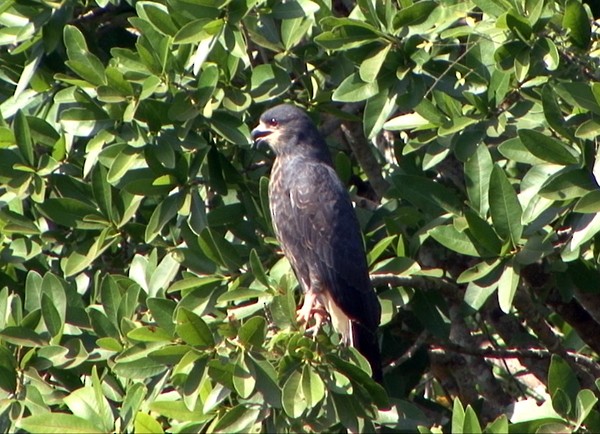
[252,104,382,382]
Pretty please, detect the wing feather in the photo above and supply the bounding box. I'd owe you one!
[270,157,380,331]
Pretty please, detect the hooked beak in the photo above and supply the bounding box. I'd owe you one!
[251,122,273,148]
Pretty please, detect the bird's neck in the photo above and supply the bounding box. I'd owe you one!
[277,149,333,166]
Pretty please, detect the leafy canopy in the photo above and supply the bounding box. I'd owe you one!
[1,0,600,432]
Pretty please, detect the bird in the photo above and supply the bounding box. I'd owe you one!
[251,104,383,383]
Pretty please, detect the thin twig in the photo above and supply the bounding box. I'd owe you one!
[385,330,429,372]
[429,343,600,374]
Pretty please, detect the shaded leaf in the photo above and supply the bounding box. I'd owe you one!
[175,308,214,348]
[518,129,579,165]
[13,110,34,165]
[489,165,523,246]
[282,370,306,418]
[391,175,462,216]
[394,1,437,28]
[563,0,591,48]
[238,316,266,347]
[465,144,493,217]
[497,259,519,314]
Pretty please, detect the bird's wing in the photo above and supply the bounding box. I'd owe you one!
[277,159,380,331]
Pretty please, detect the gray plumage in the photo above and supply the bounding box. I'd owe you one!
[251,104,382,382]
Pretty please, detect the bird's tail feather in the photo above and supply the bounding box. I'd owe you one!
[351,322,383,384]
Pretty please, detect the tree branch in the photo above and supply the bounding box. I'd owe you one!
[370,273,459,300]
[340,121,390,201]
[429,342,600,373]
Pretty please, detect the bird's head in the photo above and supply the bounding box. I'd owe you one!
[251,104,326,157]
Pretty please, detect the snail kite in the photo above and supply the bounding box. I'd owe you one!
[251,104,382,382]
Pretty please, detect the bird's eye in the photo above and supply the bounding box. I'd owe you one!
[267,118,278,127]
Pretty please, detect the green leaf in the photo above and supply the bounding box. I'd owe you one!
[149,400,208,422]
[113,358,167,380]
[250,64,292,103]
[175,308,214,348]
[211,404,260,433]
[463,405,482,434]
[465,210,502,255]
[249,249,270,288]
[465,144,493,216]
[515,235,553,265]
[518,129,579,165]
[238,316,266,347]
[13,110,34,165]
[134,413,164,434]
[63,379,113,433]
[498,137,546,165]
[92,164,113,222]
[556,82,600,115]
[542,85,573,140]
[198,227,244,271]
[575,119,600,139]
[364,87,397,139]
[472,0,510,16]
[411,291,449,340]
[489,165,523,246]
[281,17,313,50]
[174,19,211,44]
[88,308,120,339]
[282,370,306,418]
[497,259,519,314]
[314,22,380,50]
[506,11,532,41]
[60,107,112,137]
[539,169,597,201]
[127,326,172,342]
[105,144,141,182]
[391,175,462,216]
[247,354,281,407]
[332,72,380,102]
[575,389,598,430]
[574,190,600,213]
[549,355,580,414]
[563,0,591,48]
[18,414,105,434]
[384,112,433,131]
[64,227,119,277]
[458,258,503,284]
[430,225,481,257]
[394,1,438,28]
[485,414,509,434]
[452,398,465,434]
[359,44,391,83]
[63,25,106,86]
[41,293,63,337]
[464,279,499,311]
[233,353,256,399]
[566,213,600,253]
[65,59,107,87]
[0,326,47,347]
[210,111,251,145]
[145,192,185,243]
[137,2,179,36]
[301,364,325,408]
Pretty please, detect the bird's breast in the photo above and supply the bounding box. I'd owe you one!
[268,158,286,236]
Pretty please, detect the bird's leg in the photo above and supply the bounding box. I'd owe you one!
[296,289,317,324]
[297,290,329,337]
